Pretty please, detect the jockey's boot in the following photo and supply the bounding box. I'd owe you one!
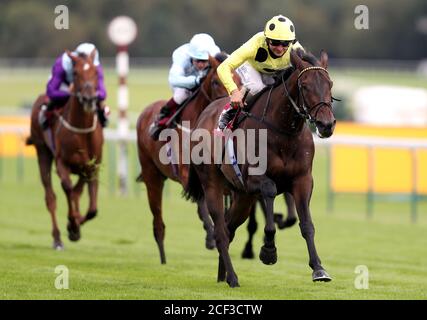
[149,98,178,141]
[97,101,110,128]
[38,100,55,130]
[217,103,239,131]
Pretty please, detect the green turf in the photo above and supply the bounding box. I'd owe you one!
[1,146,426,299]
[0,67,171,128]
[1,67,427,299]
[1,67,426,126]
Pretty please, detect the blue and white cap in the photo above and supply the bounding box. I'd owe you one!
[188,33,220,60]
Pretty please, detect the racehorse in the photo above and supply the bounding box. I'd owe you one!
[136,53,240,264]
[27,49,103,249]
[184,49,336,287]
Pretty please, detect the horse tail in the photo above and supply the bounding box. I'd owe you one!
[25,136,34,145]
[183,164,204,202]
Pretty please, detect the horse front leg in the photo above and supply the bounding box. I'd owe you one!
[197,198,215,250]
[241,203,257,259]
[292,174,331,282]
[82,176,98,225]
[56,158,81,241]
[72,176,86,224]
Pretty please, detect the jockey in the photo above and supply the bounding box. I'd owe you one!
[149,33,221,140]
[216,15,304,130]
[39,43,109,129]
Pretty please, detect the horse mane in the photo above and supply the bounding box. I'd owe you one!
[298,49,321,67]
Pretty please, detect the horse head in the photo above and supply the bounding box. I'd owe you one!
[66,49,99,113]
[289,49,336,138]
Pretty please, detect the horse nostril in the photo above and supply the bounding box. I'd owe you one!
[315,120,325,129]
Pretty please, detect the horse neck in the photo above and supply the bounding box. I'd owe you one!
[180,82,212,128]
[268,71,305,134]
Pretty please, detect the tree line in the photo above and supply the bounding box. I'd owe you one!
[0,0,426,60]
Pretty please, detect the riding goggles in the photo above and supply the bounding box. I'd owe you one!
[267,39,292,47]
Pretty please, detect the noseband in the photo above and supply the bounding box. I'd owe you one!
[283,66,334,124]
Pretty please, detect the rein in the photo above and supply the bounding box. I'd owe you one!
[241,66,335,136]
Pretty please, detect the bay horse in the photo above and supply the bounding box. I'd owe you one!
[27,49,103,249]
[184,49,336,287]
[136,53,240,264]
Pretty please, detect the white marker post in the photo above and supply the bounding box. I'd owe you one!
[108,16,137,195]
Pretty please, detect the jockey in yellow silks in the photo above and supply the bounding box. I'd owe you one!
[217,15,304,130]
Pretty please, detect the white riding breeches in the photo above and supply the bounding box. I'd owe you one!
[172,87,191,104]
[236,62,275,95]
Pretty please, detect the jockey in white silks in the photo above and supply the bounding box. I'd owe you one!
[149,33,221,140]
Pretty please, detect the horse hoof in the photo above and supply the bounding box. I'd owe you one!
[68,231,81,242]
[241,246,255,259]
[217,271,226,283]
[273,213,284,224]
[259,245,277,265]
[227,276,240,288]
[67,223,81,242]
[205,238,216,250]
[53,242,64,251]
[86,210,97,221]
[281,216,297,229]
[312,269,332,282]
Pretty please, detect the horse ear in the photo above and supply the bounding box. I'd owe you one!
[66,50,78,63]
[320,50,328,69]
[89,48,97,64]
[290,49,304,70]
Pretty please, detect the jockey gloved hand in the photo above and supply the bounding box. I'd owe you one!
[195,75,203,86]
[230,89,244,108]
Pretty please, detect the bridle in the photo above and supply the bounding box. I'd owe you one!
[283,66,338,124]
[60,67,99,134]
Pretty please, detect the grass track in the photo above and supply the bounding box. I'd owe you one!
[1,147,426,299]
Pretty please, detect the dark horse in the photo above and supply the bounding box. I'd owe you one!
[136,54,240,264]
[27,50,103,249]
[185,49,336,287]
